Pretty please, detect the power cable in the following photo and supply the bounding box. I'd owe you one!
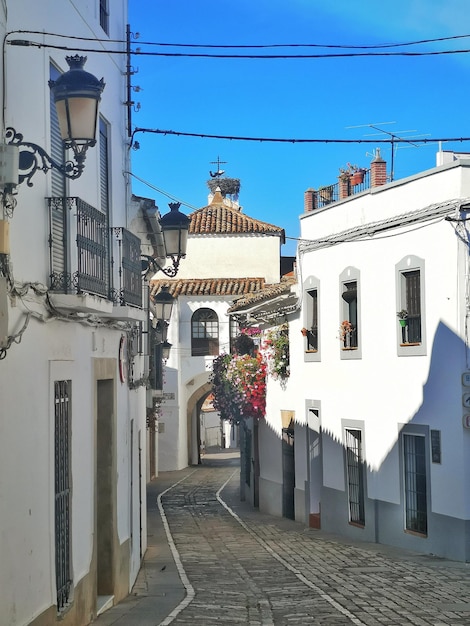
[132,128,470,145]
[7,38,470,59]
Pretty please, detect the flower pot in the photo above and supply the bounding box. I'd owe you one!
[399,319,407,327]
[351,170,365,185]
[301,328,308,336]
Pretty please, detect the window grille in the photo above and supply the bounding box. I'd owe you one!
[342,281,358,348]
[403,434,427,534]
[55,380,72,611]
[404,270,421,343]
[307,289,318,350]
[345,428,365,525]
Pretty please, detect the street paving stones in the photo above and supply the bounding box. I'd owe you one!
[94,451,470,626]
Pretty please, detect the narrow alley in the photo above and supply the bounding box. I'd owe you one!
[95,451,470,626]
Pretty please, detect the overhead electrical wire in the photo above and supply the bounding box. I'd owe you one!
[6,31,470,59]
[9,40,470,59]
[131,128,470,145]
[6,29,470,50]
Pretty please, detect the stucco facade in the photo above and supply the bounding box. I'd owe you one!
[151,187,285,472]
[0,2,150,624]
[253,155,470,562]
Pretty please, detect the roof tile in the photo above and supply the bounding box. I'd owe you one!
[150,277,266,299]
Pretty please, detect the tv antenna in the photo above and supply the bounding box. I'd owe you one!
[347,122,430,182]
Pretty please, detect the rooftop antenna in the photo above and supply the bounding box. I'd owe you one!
[347,122,429,182]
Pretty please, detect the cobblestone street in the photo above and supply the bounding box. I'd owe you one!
[96,451,470,626]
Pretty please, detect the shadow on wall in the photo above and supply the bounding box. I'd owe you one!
[255,321,470,561]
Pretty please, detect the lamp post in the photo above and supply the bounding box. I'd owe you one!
[141,202,190,278]
[4,55,104,187]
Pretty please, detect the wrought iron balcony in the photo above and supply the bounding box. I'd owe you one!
[47,197,142,308]
[312,169,371,209]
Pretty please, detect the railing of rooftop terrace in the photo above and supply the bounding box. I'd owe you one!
[313,169,371,209]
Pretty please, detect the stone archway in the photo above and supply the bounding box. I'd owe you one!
[187,381,213,465]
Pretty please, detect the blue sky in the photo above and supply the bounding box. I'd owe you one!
[128,0,470,256]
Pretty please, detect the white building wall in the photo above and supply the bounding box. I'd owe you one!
[157,221,283,472]
[0,1,149,623]
[176,234,281,283]
[260,159,470,561]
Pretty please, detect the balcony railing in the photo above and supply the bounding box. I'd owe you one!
[312,169,371,209]
[48,197,142,307]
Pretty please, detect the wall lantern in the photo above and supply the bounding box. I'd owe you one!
[152,285,174,322]
[141,202,190,278]
[4,55,105,187]
[161,340,172,361]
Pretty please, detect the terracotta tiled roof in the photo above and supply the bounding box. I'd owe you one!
[189,192,285,241]
[227,275,297,312]
[150,277,266,299]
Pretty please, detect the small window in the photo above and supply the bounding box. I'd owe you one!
[191,308,219,356]
[403,434,427,535]
[341,281,358,348]
[306,289,318,351]
[303,276,320,362]
[229,317,240,354]
[396,256,426,356]
[340,267,361,359]
[402,270,421,343]
[100,0,109,34]
[345,428,365,526]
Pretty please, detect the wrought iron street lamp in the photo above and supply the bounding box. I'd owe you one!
[5,55,105,187]
[141,202,190,277]
[152,285,175,322]
[161,340,172,361]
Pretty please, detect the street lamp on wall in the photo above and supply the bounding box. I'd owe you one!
[161,340,172,361]
[4,55,105,187]
[141,202,190,278]
[152,285,175,322]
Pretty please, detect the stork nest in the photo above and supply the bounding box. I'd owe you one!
[207,177,241,196]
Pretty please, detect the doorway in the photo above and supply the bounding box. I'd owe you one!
[96,379,115,604]
[282,426,295,519]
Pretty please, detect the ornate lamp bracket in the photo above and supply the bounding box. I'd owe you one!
[5,127,85,187]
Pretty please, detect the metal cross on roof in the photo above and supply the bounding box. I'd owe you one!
[209,156,227,178]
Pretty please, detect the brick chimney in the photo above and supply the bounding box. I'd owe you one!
[370,149,387,187]
[304,188,316,212]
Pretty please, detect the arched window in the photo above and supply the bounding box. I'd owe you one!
[191,308,219,356]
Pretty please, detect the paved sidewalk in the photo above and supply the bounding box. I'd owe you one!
[94,449,470,625]
[92,466,193,626]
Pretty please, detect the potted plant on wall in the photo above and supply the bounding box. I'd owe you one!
[339,320,354,348]
[397,309,408,327]
[351,167,366,185]
[339,163,366,186]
